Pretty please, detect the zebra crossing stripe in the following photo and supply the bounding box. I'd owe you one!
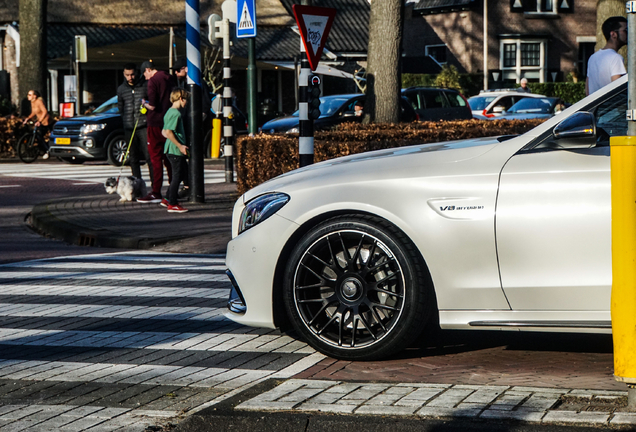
[0,284,228,298]
[0,164,228,184]
[0,271,229,282]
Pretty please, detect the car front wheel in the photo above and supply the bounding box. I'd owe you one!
[283,215,433,360]
[107,135,127,166]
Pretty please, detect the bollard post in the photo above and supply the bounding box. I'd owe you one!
[211,117,222,158]
[610,136,636,403]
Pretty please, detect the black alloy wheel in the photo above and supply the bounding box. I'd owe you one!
[283,215,432,360]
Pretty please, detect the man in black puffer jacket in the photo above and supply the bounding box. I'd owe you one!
[117,63,152,182]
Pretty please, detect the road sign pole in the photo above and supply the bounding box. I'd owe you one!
[611,0,636,408]
[186,0,204,203]
[222,18,234,183]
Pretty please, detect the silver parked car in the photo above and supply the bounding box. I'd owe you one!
[225,76,627,360]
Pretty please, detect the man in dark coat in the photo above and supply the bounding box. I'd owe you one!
[117,63,152,182]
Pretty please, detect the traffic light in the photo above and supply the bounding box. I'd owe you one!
[307,75,321,120]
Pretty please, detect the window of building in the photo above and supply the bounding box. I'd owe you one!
[500,39,547,83]
[425,45,447,64]
[504,44,517,67]
[510,0,571,14]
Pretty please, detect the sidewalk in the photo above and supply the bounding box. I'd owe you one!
[30,181,237,254]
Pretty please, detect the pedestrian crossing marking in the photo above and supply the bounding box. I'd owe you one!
[239,1,254,30]
[0,164,232,184]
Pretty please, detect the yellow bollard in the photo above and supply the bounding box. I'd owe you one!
[610,135,636,383]
[211,118,222,158]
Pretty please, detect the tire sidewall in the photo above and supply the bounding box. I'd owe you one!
[282,216,428,360]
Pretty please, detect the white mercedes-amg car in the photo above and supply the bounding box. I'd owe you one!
[226,76,627,361]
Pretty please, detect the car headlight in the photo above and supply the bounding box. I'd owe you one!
[239,193,290,234]
[286,127,299,134]
[80,124,106,135]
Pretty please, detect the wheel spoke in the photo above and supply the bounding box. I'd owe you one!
[316,310,339,335]
[295,282,326,290]
[371,302,399,312]
[363,299,388,332]
[326,237,344,276]
[370,285,404,299]
[369,269,401,288]
[368,256,397,273]
[307,296,338,326]
[300,262,326,283]
[349,235,365,271]
[357,313,378,341]
[337,232,350,266]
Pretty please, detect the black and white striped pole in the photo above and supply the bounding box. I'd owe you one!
[298,48,313,168]
[222,18,234,183]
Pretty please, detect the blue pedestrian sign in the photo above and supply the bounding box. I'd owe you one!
[236,0,256,38]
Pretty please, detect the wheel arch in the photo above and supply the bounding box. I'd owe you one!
[271,209,439,332]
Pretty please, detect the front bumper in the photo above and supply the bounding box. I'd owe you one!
[48,136,105,159]
[225,213,299,329]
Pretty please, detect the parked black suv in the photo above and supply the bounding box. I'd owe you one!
[49,96,126,165]
[401,87,473,121]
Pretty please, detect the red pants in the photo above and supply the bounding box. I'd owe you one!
[147,126,172,196]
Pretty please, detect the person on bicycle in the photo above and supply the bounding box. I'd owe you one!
[23,90,51,159]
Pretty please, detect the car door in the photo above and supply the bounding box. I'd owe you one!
[495,89,626,312]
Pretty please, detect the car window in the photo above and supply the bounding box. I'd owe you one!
[508,98,555,114]
[422,90,448,109]
[595,90,627,143]
[495,96,515,110]
[468,96,496,111]
[93,96,119,114]
[445,92,466,108]
[402,92,419,110]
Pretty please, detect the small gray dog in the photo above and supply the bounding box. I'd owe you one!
[104,176,147,202]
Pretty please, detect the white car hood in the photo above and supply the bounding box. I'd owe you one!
[243,136,505,202]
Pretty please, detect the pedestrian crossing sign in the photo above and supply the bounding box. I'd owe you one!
[292,5,336,71]
[236,0,256,38]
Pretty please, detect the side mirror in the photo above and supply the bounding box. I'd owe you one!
[553,112,596,139]
[550,112,597,149]
[492,106,505,114]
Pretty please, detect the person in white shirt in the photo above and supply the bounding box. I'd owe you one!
[586,16,628,95]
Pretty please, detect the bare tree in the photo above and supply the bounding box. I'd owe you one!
[202,46,225,94]
[19,0,47,108]
[363,0,404,124]
[596,0,627,59]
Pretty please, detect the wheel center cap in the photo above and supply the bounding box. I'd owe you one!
[341,278,362,299]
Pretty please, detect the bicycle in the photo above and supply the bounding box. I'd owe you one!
[17,122,49,163]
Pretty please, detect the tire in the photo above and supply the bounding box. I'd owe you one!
[282,215,432,360]
[57,157,85,164]
[107,135,127,167]
[17,133,40,163]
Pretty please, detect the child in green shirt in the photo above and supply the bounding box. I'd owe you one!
[162,88,190,213]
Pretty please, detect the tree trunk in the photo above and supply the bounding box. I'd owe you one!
[364,0,403,124]
[596,0,626,59]
[18,0,47,105]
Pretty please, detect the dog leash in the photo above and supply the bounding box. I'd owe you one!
[115,102,147,184]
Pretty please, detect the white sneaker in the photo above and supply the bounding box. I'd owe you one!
[42,152,50,160]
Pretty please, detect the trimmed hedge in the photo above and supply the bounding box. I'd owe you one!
[526,82,586,104]
[236,119,545,195]
[0,117,33,158]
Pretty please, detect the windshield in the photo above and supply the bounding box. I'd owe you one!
[292,97,350,118]
[93,96,119,114]
[468,96,496,111]
[507,98,555,114]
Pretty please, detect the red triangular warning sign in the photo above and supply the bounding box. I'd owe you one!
[292,5,336,71]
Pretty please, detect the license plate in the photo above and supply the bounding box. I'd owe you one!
[55,138,71,145]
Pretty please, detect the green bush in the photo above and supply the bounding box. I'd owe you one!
[236,119,545,195]
[526,83,586,104]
